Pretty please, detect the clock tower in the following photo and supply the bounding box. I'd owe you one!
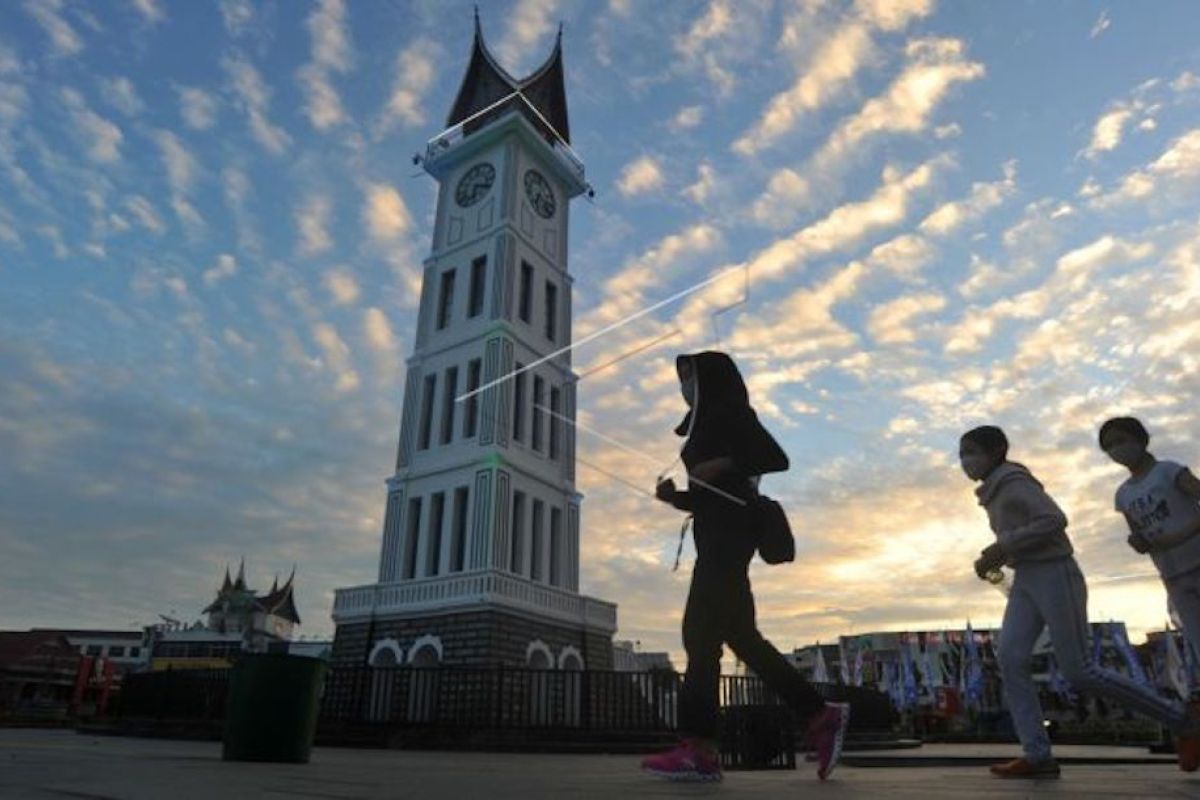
[331,16,617,671]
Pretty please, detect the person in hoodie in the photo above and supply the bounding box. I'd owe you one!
[960,425,1200,778]
[640,352,850,783]
[1100,417,1200,683]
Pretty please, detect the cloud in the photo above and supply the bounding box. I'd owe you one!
[223,55,291,155]
[153,130,203,231]
[130,0,164,24]
[868,292,947,344]
[669,105,704,132]
[377,38,439,134]
[682,162,717,205]
[1173,71,1200,93]
[298,0,353,132]
[296,194,333,257]
[1084,105,1134,159]
[616,155,665,196]
[363,183,412,241]
[496,0,560,75]
[733,0,934,155]
[817,38,983,167]
[99,76,144,116]
[24,0,83,57]
[219,0,254,37]
[866,233,934,277]
[124,195,165,234]
[61,88,123,163]
[1091,128,1200,207]
[1090,9,1111,39]
[919,160,1017,237]
[324,268,360,305]
[672,0,773,96]
[363,307,397,353]
[202,253,237,287]
[178,87,218,130]
[312,322,359,392]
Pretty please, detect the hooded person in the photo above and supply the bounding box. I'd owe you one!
[640,352,849,783]
[959,425,1200,779]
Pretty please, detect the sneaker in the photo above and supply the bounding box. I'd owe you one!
[805,702,850,781]
[1177,699,1200,772]
[641,740,722,782]
[989,757,1061,779]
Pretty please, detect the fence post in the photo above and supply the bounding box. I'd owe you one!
[581,669,591,729]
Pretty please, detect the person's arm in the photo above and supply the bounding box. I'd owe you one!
[1121,511,1152,554]
[1144,467,1200,550]
[656,478,694,512]
[994,479,1069,556]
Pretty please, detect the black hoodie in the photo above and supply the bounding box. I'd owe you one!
[670,351,789,514]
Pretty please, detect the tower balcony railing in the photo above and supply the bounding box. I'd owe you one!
[333,571,617,633]
[423,91,586,186]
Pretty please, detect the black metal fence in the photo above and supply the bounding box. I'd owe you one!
[113,665,892,737]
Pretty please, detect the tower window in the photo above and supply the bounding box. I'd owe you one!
[464,359,481,438]
[532,375,545,452]
[530,499,545,582]
[518,262,533,323]
[450,486,469,573]
[544,281,558,341]
[427,492,446,577]
[418,374,437,450]
[549,386,561,460]
[441,366,458,445]
[437,269,456,329]
[549,507,563,587]
[513,365,526,442]
[468,256,487,318]
[511,491,526,575]
[403,497,422,580]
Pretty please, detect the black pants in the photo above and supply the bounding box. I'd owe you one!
[677,557,825,738]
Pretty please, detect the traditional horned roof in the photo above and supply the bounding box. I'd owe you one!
[446,10,571,144]
[203,563,301,625]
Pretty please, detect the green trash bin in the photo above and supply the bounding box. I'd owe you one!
[222,653,327,763]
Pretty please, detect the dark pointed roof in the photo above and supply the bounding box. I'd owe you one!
[221,566,232,593]
[234,559,246,591]
[446,14,570,144]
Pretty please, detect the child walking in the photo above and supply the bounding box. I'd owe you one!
[960,425,1200,778]
[640,351,849,783]
[1100,416,1200,692]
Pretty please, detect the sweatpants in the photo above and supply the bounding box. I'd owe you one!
[677,558,825,739]
[999,556,1187,761]
[1166,565,1200,670]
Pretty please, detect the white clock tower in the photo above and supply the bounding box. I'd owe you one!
[332,16,617,671]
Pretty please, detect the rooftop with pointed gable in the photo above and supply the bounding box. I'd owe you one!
[446,9,570,145]
[202,560,300,626]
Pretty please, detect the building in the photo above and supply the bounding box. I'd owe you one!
[149,562,302,670]
[0,631,82,717]
[613,640,675,673]
[332,15,617,672]
[34,629,149,674]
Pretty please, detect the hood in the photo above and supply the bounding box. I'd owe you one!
[975,461,1040,506]
[673,351,750,436]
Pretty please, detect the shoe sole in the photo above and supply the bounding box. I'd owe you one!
[818,703,850,781]
[642,766,722,783]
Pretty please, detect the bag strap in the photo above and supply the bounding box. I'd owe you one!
[672,514,693,572]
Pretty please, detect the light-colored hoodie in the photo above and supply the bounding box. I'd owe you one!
[976,462,1074,565]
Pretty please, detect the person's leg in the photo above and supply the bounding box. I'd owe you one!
[1167,568,1200,673]
[1039,559,1187,729]
[643,563,725,780]
[723,574,824,721]
[996,572,1053,764]
[723,573,847,780]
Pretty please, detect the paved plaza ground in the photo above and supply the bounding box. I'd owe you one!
[1,729,1197,799]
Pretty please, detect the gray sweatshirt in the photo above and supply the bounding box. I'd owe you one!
[976,462,1074,565]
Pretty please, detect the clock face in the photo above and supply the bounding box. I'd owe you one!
[455,162,495,207]
[523,169,556,219]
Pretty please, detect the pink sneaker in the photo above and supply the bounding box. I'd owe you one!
[641,740,723,782]
[806,702,850,781]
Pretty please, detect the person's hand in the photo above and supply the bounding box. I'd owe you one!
[655,478,677,504]
[974,543,1006,580]
[1128,532,1152,554]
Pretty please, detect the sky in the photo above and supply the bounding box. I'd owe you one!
[2,0,1200,667]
